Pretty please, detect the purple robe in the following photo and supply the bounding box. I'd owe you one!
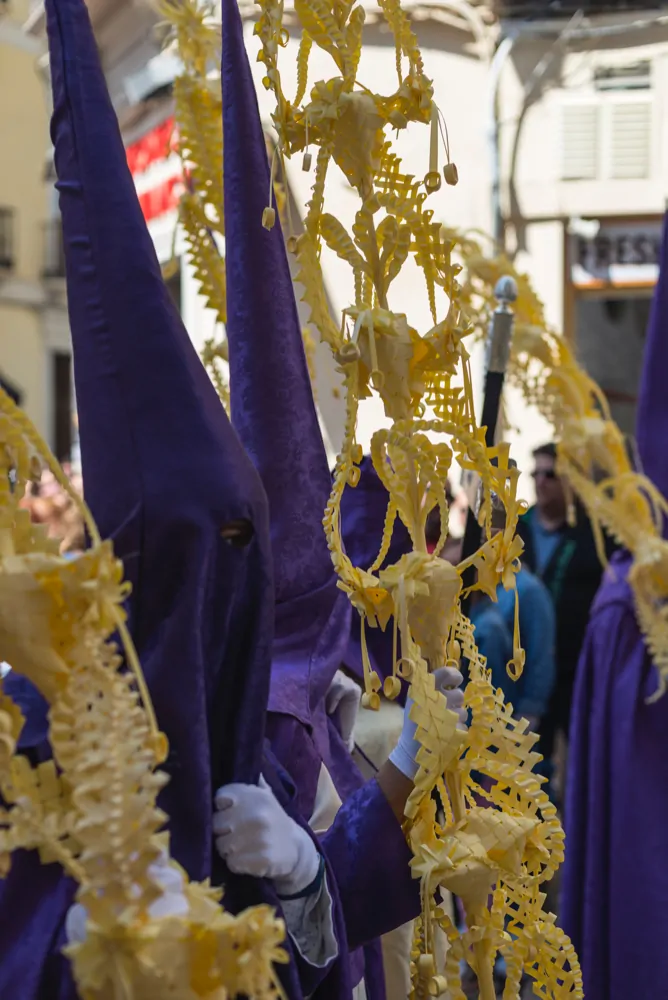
[561,211,668,996]
[560,551,668,998]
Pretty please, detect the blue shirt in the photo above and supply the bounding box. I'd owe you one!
[470,598,513,698]
[495,567,556,718]
[530,516,564,575]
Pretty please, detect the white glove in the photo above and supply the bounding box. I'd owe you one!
[325,669,361,752]
[65,855,189,944]
[214,776,320,897]
[389,665,467,780]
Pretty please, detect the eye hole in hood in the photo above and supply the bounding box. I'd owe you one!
[221,518,255,548]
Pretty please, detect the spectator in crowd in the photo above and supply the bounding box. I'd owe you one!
[427,492,513,701]
[21,469,85,555]
[495,560,555,730]
[427,478,556,735]
[517,443,610,799]
[491,472,556,735]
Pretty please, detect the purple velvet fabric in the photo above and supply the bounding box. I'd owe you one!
[268,712,367,988]
[561,551,668,999]
[268,713,421,992]
[320,779,420,951]
[340,456,412,697]
[561,214,668,996]
[263,743,421,999]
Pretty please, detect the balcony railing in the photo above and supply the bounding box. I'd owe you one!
[0,208,15,271]
[42,219,66,279]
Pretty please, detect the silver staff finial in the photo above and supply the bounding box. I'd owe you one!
[487,275,517,374]
[494,275,519,309]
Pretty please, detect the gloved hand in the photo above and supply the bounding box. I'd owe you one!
[65,854,189,945]
[214,776,320,897]
[325,669,361,752]
[389,665,466,780]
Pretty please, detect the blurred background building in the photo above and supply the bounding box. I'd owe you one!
[0,0,73,458]
[18,0,668,491]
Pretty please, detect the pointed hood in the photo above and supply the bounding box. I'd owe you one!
[222,0,351,729]
[47,0,274,882]
[340,456,412,697]
[637,212,668,503]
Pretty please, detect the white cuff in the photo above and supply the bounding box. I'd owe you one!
[282,872,339,969]
[388,741,419,780]
[273,836,321,896]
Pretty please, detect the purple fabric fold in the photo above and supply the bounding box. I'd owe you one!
[320,779,421,950]
[340,456,412,696]
[220,0,352,733]
[221,0,333,607]
[268,712,419,995]
[0,677,78,1000]
[561,550,668,999]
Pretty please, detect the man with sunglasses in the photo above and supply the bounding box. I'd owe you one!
[517,443,611,802]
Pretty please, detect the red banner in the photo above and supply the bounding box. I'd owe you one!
[136,174,184,224]
[126,117,181,223]
[126,116,176,175]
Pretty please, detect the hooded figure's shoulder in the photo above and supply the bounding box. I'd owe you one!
[590,549,635,619]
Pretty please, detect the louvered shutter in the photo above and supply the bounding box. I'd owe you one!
[561,103,599,181]
[610,100,651,179]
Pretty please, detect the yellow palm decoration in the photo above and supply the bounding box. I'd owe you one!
[159,0,304,415]
[253,2,581,997]
[157,0,230,409]
[160,0,667,993]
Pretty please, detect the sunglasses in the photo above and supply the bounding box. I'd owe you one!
[531,469,558,481]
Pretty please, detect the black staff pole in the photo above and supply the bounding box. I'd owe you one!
[460,276,518,616]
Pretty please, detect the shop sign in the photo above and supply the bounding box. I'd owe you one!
[571,220,662,289]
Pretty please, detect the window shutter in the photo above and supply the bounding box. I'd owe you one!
[610,100,651,179]
[561,103,599,181]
